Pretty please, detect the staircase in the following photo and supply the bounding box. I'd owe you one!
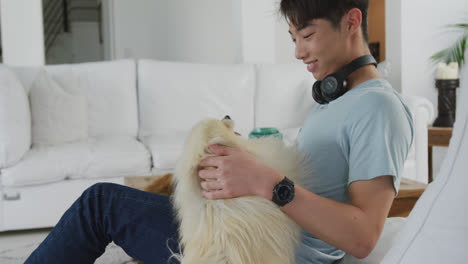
[43,0,101,64]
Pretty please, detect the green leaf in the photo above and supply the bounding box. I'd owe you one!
[431,20,468,69]
[430,28,468,69]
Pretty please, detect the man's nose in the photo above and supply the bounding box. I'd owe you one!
[295,41,306,61]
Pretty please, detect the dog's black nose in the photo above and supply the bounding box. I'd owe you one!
[223,115,231,120]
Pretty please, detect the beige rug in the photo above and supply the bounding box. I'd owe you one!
[0,242,137,264]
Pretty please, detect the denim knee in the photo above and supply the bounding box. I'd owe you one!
[82,182,120,199]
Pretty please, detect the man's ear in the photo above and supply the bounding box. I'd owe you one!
[345,8,362,35]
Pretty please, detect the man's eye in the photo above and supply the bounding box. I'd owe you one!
[304,33,314,39]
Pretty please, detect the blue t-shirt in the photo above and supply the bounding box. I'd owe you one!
[294,78,414,263]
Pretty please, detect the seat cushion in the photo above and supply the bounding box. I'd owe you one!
[140,133,186,172]
[381,68,468,263]
[137,59,256,138]
[84,137,152,179]
[0,66,31,168]
[1,136,151,187]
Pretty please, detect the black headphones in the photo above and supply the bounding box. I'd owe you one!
[312,54,377,104]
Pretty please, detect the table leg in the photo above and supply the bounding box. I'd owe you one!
[428,146,433,183]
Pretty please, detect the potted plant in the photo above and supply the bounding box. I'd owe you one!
[430,22,467,127]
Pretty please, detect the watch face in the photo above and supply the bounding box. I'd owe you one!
[273,177,295,206]
[278,185,291,200]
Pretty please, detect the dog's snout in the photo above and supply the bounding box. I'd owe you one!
[223,115,231,120]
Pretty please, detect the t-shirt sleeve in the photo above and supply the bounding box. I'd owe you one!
[345,92,414,196]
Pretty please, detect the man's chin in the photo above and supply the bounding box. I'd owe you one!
[312,72,324,81]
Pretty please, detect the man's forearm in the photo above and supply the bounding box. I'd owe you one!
[280,185,379,259]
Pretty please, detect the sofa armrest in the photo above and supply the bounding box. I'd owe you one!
[401,95,435,183]
[0,67,32,169]
[341,217,407,264]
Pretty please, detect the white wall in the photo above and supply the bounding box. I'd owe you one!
[101,0,297,64]
[240,0,297,64]
[384,0,402,93]
[101,0,168,61]
[386,0,466,107]
[104,0,240,63]
[385,0,466,180]
[0,0,45,66]
[166,0,241,63]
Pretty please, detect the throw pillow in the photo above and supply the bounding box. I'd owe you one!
[29,69,88,147]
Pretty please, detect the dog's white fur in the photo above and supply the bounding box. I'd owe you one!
[172,118,305,264]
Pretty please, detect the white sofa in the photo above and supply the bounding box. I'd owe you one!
[0,59,434,232]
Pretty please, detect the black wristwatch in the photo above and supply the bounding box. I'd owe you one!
[272,176,295,206]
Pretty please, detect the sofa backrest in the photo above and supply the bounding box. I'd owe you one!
[254,63,317,130]
[137,59,256,138]
[10,60,138,138]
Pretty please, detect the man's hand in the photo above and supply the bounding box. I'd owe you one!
[198,144,283,200]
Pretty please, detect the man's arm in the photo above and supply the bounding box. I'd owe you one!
[279,175,395,259]
[199,145,396,259]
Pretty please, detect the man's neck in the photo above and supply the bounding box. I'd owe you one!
[346,63,381,91]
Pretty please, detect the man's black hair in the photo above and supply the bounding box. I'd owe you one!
[279,0,369,43]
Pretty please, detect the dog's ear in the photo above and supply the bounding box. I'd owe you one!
[222,119,234,130]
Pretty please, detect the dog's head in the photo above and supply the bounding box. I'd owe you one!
[185,116,236,149]
[175,116,239,182]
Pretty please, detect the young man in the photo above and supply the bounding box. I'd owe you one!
[198,0,412,262]
[26,0,413,263]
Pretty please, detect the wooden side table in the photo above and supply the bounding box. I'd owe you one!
[428,126,453,183]
[388,177,427,217]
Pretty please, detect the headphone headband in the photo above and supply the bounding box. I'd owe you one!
[333,55,377,81]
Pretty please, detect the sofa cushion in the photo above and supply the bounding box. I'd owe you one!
[0,136,151,187]
[254,64,316,129]
[381,69,468,263]
[137,60,256,138]
[10,60,138,138]
[29,69,87,147]
[84,136,152,179]
[0,66,31,168]
[140,132,186,171]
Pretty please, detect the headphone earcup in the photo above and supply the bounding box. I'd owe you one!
[312,81,328,104]
[320,76,347,103]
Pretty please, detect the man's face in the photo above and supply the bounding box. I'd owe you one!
[288,18,349,81]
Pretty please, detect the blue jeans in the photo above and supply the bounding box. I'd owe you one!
[25,183,180,264]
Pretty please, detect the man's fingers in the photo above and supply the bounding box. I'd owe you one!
[200,180,222,191]
[203,190,228,200]
[198,168,219,180]
[198,156,222,168]
[209,144,235,156]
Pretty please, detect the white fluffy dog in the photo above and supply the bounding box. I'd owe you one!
[172,117,305,264]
